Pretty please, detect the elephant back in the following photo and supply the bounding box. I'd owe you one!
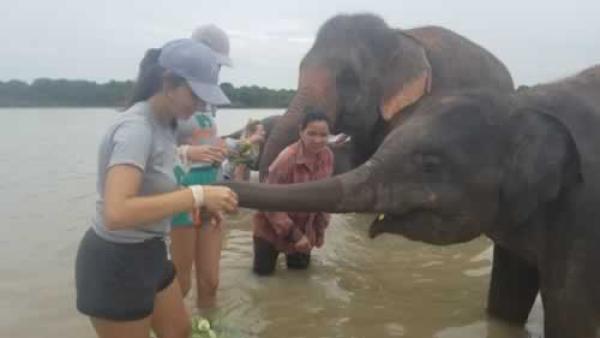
[516,65,600,184]
[405,26,514,94]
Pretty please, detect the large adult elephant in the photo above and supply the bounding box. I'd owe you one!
[259,13,514,178]
[224,65,600,337]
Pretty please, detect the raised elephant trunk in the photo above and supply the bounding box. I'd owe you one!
[258,89,307,180]
[259,65,337,181]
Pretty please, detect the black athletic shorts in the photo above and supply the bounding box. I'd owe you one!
[75,228,176,321]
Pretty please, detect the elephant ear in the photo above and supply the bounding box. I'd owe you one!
[380,32,432,121]
[500,110,582,225]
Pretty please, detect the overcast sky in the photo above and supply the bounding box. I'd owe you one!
[1,0,598,89]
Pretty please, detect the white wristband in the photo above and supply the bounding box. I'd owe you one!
[189,185,205,208]
[177,145,190,167]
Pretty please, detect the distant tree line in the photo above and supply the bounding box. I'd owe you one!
[219,83,295,108]
[0,79,295,108]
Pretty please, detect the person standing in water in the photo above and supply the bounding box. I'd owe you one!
[252,110,334,275]
[169,24,234,312]
[75,39,237,338]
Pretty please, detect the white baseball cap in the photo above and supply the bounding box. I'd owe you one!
[191,24,233,67]
[159,39,230,106]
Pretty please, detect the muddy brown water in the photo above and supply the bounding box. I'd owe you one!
[0,109,542,337]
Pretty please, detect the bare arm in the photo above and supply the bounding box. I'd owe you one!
[104,164,237,230]
[185,144,227,163]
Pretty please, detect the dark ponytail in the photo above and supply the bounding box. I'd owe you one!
[125,47,188,109]
[125,48,164,109]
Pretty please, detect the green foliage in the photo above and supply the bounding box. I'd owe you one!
[0,79,295,108]
[220,82,294,108]
[191,317,217,338]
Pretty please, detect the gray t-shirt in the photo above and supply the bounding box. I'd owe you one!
[92,101,178,243]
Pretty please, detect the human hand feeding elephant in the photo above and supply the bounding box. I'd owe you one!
[223,65,600,337]
[259,13,514,179]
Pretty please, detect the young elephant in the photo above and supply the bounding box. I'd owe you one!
[224,65,600,338]
[369,66,600,338]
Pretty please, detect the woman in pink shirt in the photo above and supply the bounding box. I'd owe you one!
[253,110,334,275]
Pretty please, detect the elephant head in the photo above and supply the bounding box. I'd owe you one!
[260,14,433,178]
[225,90,581,245]
[368,92,582,244]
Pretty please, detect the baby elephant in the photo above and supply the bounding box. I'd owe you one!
[368,65,600,338]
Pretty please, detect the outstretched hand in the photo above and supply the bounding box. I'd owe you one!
[203,186,238,214]
[187,145,227,164]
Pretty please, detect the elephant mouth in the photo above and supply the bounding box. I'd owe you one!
[369,208,439,237]
[369,208,480,245]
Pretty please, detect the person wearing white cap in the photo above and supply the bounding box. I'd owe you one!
[74,39,237,338]
[170,24,235,313]
[192,24,233,67]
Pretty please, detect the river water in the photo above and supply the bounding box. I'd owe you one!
[0,108,542,337]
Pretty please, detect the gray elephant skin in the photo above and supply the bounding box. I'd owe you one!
[224,65,600,337]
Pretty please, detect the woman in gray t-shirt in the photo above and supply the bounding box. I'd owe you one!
[75,39,238,338]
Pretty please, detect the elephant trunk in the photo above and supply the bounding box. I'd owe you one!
[259,65,337,181]
[222,162,377,213]
[258,88,308,180]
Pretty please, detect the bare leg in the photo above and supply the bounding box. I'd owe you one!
[91,317,150,338]
[195,219,223,311]
[151,279,191,338]
[170,226,196,297]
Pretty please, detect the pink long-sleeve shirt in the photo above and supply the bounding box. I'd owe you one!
[253,141,334,254]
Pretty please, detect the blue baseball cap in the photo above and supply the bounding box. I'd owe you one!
[159,39,231,106]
